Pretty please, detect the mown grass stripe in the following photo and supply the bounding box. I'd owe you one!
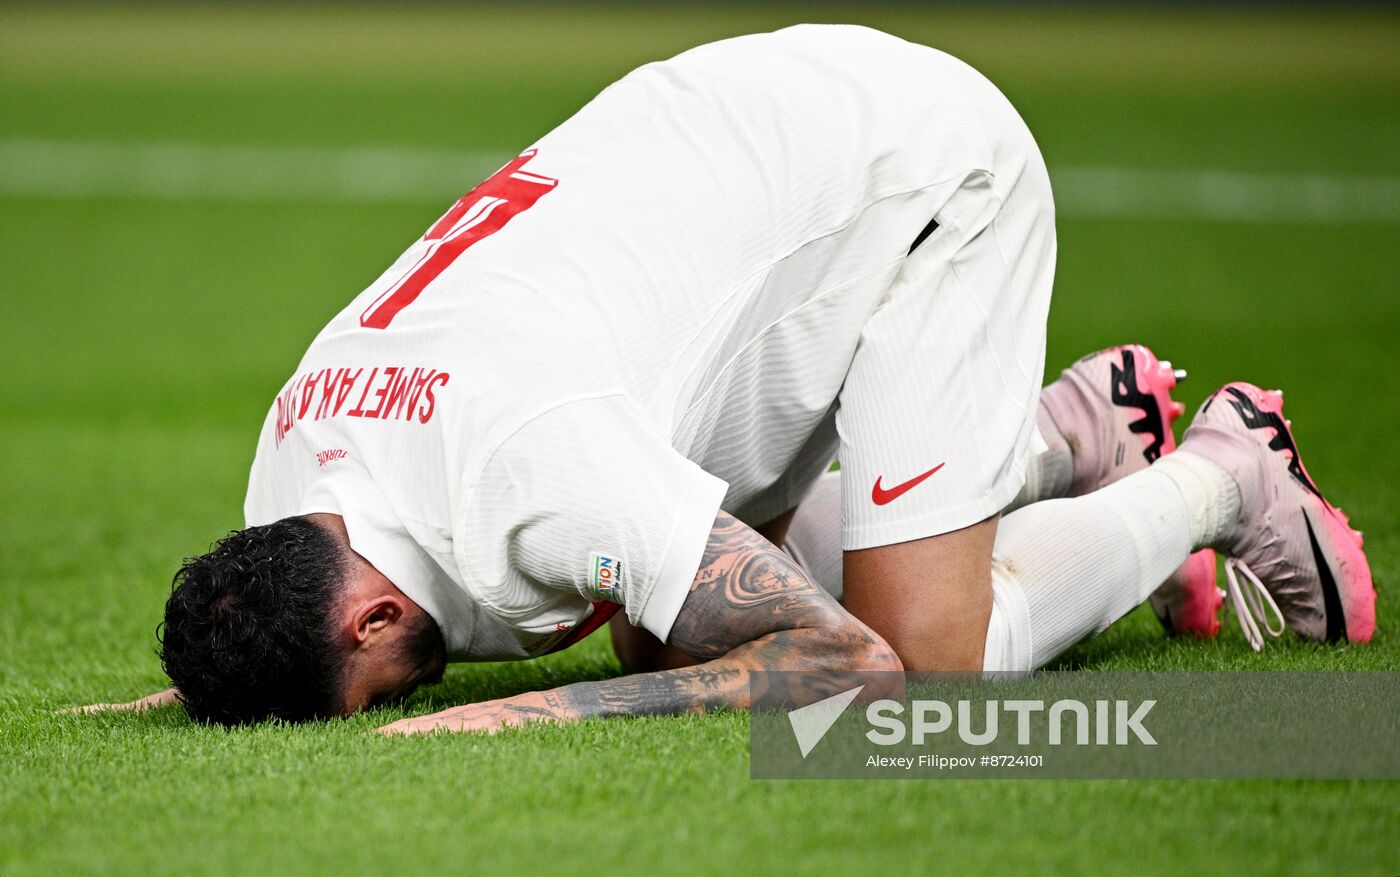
[3,138,1398,224]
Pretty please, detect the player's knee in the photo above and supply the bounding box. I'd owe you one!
[871,615,987,674]
[848,610,925,669]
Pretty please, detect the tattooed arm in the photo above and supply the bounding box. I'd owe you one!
[376,512,901,735]
[63,688,180,715]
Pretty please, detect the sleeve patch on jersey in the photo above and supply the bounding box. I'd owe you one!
[588,552,626,604]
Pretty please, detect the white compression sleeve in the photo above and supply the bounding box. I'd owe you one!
[985,466,1194,670]
[1004,407,1073,514]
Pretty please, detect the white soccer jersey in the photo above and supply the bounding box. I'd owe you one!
[245,24,1055,660]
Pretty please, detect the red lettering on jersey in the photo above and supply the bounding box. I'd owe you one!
[274,374,308,447]
[272,364,450,450]
[333,368,362,416]
[316,448,349,467]
[418,372,450,423]
[401,369,430,419]
[365,366,400,419]
[380,367,419,420]
[298,371,321,420]
[358,150,558,330]
[315,368,343,420]
[347,368,379,417]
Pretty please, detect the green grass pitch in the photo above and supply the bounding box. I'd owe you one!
[1,5,1397,875]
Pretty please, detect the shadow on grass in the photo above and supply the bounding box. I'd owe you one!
[403,646,623,715]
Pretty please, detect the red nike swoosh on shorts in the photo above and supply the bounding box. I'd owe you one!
[871,463,946,506]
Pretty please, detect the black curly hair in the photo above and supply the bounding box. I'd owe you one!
[159,516,347,725]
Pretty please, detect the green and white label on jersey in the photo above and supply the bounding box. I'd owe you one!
[589,552,625,604]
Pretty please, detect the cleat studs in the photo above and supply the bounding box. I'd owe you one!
[1169,401,1186,420]
[1173,368,1188,383]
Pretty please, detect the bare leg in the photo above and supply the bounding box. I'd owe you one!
[843,517,998,671]
[786,462,1210,670]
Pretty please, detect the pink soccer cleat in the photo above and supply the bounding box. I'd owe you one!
[1177,383,1375,648]
[1040,344,1223,637]
[1151,550,1222,638]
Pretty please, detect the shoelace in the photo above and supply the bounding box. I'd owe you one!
[1223,558,1286,651]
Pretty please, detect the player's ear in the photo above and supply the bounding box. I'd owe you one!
[348,595,405,646]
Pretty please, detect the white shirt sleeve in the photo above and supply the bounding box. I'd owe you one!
[458,395,729,644]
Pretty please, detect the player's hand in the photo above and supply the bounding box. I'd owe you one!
[61,688,180,715]
[374,692,562,736]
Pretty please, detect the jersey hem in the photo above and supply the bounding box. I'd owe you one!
[635,469,730,642]
[840,467,1025,551]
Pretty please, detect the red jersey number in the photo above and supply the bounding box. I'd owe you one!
[359,150,558,329]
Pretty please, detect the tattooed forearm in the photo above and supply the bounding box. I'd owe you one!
[374,512,908,735]
[498,512,899,724]
[667,512,846,660]
[378,513,902,734]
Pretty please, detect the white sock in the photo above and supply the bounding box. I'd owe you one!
[985,466,1193,670]
[1005,408,1073,513]
[1150,450,1240,549]
[982,570,1033,671]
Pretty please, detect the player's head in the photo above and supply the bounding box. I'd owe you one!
[159,514,446,725]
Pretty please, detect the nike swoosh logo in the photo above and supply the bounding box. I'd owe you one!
[871,463,946,506]
[1303,508,1346,642]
